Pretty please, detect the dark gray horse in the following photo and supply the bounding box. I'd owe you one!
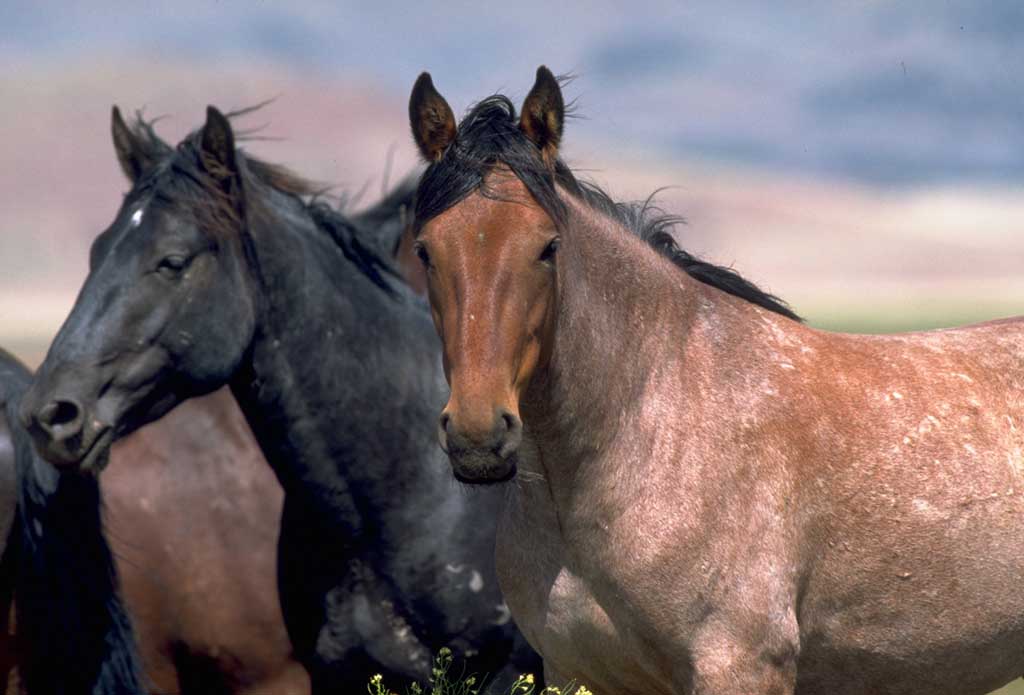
[0,352,22,692]
[20,107,539,693]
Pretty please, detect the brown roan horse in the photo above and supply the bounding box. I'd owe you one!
[408,67,1024,694]
[103,389,309,695]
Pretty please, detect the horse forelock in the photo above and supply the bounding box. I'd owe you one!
[119,110,402,295]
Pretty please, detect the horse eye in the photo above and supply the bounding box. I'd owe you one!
[157,255,188,277]
[539,237,560,263]
[414,243,431,268]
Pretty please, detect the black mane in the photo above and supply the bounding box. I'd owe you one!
[414,95,800,321]
[352,174,419,258]
[121,112,402,295]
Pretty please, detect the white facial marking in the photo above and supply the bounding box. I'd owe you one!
[130,208,144,227]
[491,602,512,626]
[469,570,484,593]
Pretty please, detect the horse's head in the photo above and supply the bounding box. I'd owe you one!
[409,67,566,484]
[21,107,260,471]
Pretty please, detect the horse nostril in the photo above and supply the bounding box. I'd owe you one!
[37,399,84,435]
[438,412,452,453]
[496,411,523,459]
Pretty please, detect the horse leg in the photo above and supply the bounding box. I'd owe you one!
[236,660,311,695]
[483,661,541,694]
[685,631,798,695]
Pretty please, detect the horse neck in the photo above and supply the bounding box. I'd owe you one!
[7,396,144,695]
[228,197,452,529]
[522,197,708,501]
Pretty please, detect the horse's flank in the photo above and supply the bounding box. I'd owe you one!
[104,388,309,695]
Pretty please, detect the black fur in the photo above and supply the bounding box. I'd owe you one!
[27,110,540,694]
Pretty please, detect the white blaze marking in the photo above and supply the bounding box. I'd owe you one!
[492,602,512,626]
[469,570,484,593]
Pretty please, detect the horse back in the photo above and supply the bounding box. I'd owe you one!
[765,316,1024,694]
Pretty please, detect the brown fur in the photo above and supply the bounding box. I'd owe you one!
[519,67,565,168]
[409,73,458,162]
[419,174,1024,694]
[103,388,309,695]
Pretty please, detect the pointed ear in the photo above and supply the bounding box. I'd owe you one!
[199,106,239,190]
[519,66,565,164]
[409,72,457,162]
[111,106,151,182]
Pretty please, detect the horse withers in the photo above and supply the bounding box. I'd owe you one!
[408,67,1024,695]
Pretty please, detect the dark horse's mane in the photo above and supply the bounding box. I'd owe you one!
[0,349,145,695]
[121,112,402,294]
[414,95,800,321]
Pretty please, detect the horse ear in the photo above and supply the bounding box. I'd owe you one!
[199,106,239,190]
[409,72,457,162]
[519,66,564,164]
[111,106,150,182]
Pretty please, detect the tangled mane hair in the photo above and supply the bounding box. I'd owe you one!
[414,95,800,321]
[117,109,401,294]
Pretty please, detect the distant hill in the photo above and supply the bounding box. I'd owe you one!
[3,63,1024,368]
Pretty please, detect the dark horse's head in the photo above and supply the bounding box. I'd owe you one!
[21,107,286,471]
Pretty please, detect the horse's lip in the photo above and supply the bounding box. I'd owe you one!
[76,426,115,475]
[453,463,518,486]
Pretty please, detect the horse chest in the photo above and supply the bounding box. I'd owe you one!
[496,496,680,693]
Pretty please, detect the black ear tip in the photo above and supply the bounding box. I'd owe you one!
[204,106,235,141]
[536,65,557,84]
[412,72,436,97]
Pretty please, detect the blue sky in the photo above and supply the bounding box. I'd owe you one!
[4,1,1023,187]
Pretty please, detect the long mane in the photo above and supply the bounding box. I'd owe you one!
[120,111,404,295]
[414,95,800,321]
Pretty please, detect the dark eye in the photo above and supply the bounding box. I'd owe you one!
[413,242,431,268]
[157,255,188,278]
[539,237,560,263]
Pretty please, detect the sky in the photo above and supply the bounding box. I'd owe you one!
[2,1,1024,362]
[5,1,1024,186]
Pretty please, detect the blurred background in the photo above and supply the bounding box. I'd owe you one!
[3,1,1024,367]
[1,2,1023,692]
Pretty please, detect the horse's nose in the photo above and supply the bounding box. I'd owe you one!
[440,407,523,459]
[36,399,85,437]
[495,410,523,459]
[439,411,452,453]
[24,398,86,463]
